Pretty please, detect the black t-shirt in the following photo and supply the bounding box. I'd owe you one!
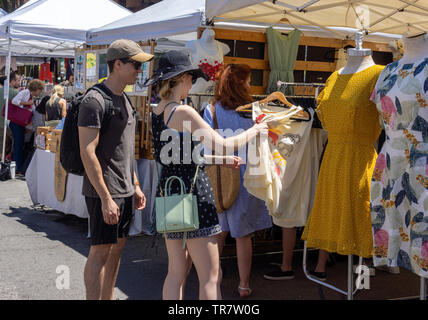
[77,89,136,198]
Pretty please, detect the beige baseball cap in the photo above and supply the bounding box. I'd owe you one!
[106,39,153,63]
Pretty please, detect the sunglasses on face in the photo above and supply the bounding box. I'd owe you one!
[120,59,142,70]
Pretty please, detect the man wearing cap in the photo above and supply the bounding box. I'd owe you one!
[78,39,153,300]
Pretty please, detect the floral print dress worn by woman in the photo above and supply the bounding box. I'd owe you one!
[371,59,428,277]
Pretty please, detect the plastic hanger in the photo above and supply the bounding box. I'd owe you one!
[236,91,310,120]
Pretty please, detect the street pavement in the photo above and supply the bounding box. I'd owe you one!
[0,178,425,300]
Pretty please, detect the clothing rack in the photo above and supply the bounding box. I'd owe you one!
[276,81,326,100]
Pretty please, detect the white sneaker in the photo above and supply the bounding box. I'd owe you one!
[375,265,400,274]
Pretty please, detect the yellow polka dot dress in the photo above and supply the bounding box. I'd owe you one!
[301,65,384,257]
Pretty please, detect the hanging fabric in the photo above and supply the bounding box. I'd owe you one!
[266,27,301,95]
[243,101,317,219]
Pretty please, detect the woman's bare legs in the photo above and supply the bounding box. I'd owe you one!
[186,236,222,300]
[162,238,191,300]
[236,235,252,296]
[217,231,253,296]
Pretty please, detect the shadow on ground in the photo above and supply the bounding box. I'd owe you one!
[3,206,425,300]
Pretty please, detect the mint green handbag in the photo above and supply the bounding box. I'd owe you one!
[155,165,200,248]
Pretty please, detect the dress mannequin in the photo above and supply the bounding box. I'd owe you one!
[338,32,375,75]
[400,32,428,64]
[370,31,428,282]
[302,31,385,292]
[185,29,230,109]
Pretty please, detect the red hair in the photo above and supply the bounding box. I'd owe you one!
[214,64,253,110]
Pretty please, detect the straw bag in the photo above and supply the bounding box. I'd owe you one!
[205,104,240,213]
[155,165,200,248]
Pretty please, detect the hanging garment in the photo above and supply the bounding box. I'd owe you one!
[66,58,74,80]
[266,27,301,95]
[243,101,311,218]
[273,127,327,228]
[370,59,428,277]
[40,62,52,82]
[301,65,385,258]
[203,102,272,238]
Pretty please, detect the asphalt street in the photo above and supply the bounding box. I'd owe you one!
[0,178,425,300]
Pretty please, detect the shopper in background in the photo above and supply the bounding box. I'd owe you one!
[45,84,67,127]
[10,79,44,175]
[203,64,272,297]
[0,72,20,161]
[148,51,267,300]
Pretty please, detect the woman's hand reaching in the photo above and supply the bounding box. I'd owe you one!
[221,155,243,170]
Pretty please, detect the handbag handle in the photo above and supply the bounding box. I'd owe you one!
[164,175,186,196]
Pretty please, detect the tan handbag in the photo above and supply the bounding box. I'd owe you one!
[205,104,240,213]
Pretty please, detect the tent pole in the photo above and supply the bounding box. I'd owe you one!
[2,36,12,164]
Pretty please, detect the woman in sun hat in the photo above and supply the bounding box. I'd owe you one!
[148,50,267,300]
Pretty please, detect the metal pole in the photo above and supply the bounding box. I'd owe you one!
[2,36,12,164]
[421,276,427,300]
[347,254,354,300]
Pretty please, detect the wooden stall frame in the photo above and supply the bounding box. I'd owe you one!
[198,27,392,95]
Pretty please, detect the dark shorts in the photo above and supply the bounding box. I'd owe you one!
[85,196,134,246]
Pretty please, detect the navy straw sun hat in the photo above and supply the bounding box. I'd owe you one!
[144,50,209,86]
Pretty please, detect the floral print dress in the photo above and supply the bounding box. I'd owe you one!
[371,58,428,278]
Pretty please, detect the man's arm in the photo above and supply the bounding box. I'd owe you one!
[79,126,119,225]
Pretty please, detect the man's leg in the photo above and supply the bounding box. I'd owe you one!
[100,237,126,300]
[281,227,296,271]
[84,244,112,300]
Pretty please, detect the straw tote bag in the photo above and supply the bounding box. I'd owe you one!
[205,104,240,213]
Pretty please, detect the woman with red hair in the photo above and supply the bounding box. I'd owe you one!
[203,64,272,297]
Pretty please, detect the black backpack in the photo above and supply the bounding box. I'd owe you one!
[60,83,121,175]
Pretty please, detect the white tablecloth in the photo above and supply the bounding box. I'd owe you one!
[26,149,158,236]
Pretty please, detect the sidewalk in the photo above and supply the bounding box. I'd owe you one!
[0,178,424,300]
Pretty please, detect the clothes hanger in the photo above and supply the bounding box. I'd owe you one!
[236,91,310,120]
[267,14,304,36]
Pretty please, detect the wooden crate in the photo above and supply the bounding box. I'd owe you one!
[36,126,55,150]
[47,129,62,153]
[37,126,54,136]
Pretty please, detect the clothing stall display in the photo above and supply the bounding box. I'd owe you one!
[371,58,428,278]
[266,27,301,95]
[302,64,385,258]
[40,61,52,83]
[272,126,327,228]
[186,29,230,108]
[243,101,312,217]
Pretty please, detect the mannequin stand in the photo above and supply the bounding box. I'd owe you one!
[421,277,427,300]
[303,242,363,300]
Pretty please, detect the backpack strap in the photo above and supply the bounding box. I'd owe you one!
[86,83,121,133]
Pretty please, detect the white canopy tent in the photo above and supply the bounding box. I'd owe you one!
[0,0,131,162]
[88,0,205,45]
[0,8,7,16]
[205,0,428,39]
[87,0,413,49]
